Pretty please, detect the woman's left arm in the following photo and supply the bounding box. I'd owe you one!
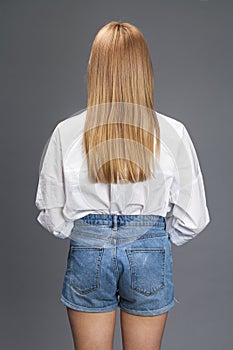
[35,124,74,239]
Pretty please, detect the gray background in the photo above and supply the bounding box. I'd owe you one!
[1,1,232,349]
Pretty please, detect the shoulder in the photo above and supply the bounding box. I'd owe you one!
[47,108,87,158]
[53,108,190,147]
[56,108,87,133]
[156,111,189,147]
[52,108,87,149]
[156,110,187,139]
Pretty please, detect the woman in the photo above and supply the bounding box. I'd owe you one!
[35,21,210,350]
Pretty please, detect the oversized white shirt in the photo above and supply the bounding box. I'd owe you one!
[34,108,210,246]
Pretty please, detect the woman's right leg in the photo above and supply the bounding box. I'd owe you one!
[120,310,168,350]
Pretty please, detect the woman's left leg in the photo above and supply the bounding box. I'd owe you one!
[66,307,117,350]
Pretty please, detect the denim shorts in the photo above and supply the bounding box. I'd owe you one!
[60,214,175,316]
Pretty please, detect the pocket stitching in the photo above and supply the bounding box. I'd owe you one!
[126,248,166,296]
[70,247,104,294]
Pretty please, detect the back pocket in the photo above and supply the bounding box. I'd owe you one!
[126,247,165,296]
[70,246,104,294]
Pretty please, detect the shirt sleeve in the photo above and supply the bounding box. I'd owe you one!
[34,124,74,239]
[165,125,210,246]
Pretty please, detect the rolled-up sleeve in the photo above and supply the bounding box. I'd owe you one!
[35,124,74,239]
[166,125,210,246]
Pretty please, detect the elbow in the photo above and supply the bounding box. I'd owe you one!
[168,208,211,247]
[193,206,211,234]
[36,209,73,239]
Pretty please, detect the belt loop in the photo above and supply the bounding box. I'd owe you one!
[112,214,118,231]
[164,217,167,232]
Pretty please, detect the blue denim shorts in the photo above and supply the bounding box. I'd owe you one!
[60,214,175,316]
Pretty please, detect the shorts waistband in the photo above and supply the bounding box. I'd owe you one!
[74,214,166,231]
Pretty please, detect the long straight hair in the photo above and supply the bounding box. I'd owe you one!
[83,21,160,184]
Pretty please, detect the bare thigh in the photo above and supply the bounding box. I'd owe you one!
[66,307,117,350]
[120,310,168,350]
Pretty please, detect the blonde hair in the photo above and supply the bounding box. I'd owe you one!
[83,21,160,183]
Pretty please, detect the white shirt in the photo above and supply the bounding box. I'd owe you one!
[34,108,210,246]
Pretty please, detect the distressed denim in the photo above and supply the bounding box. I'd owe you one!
[60,214,175,316]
